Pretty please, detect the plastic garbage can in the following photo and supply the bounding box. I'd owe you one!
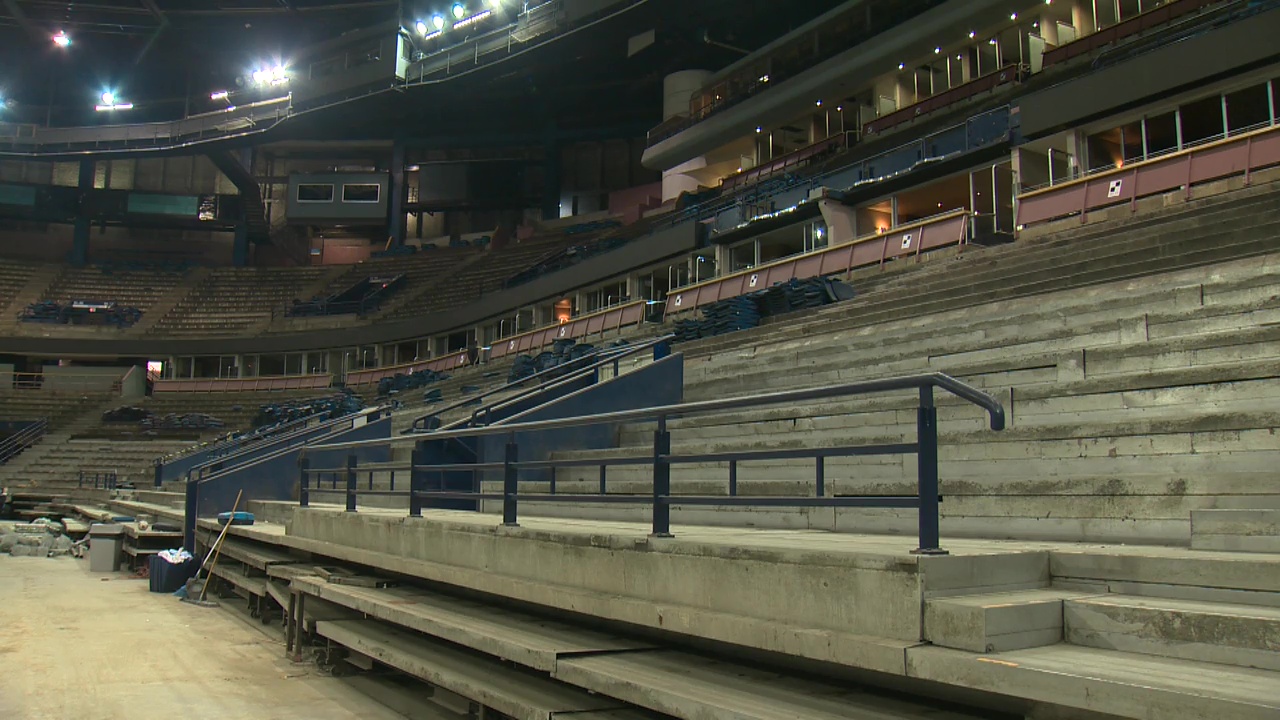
[149,555,198,593]
[88,523,125,572]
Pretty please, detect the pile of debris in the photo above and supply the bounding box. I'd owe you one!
[0,518,79,558]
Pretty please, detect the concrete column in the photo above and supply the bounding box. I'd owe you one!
[663,70,711,121]
[71,159,94,266]
[1039,11,1060,45]
[661,156,706,202]
[818,199,858,245]
[388,142,407,246]
[1072,0,1095,37]
[1064,130,1084,180]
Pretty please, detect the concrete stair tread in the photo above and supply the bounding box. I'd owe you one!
[1065,593,1280,671]
[555,649,986,720]
[908,642,1280,719]
[924,588,1099,653]
[1070,593,1280,621]
[314,617,635,720]
[291,575,653,674]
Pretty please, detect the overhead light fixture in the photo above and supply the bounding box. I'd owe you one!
[453,9,491,28]
[52,31,70,48]
[815,99,822,107]
[415,19,429,34]
[1010,12,1018,20]
[100,91,116,106]
[835,105,842,112]
[898,62,905,70]
[969,31,976,38]
[451,3,466,19]
[755,126,762,133]
[423,30,443,40]
[432,14,445,29]
[934,47,941,54]
[210,90,229,101]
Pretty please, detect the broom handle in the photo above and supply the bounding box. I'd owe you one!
[196,490,242,597]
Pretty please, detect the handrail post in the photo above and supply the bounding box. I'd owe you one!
[652,416,673,537]
[409,446,424,517]
[345,454,358,512]
[914,384,947,555]
[502,440,519,527]
[298,457,310,508]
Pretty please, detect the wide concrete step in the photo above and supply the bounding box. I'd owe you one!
[907,643,1280,720]
[554,649,988,720]
[313,618,649,720]
[1192,509,1280,553]
[1064,594,1280,672]
[924,589,1099,653]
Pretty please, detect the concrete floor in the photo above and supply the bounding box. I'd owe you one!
[0,556,412,720]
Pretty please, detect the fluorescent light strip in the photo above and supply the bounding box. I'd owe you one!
[422,30,443,40]
[452,9,491,28]
[95,103,134,111]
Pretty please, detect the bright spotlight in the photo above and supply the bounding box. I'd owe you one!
[451,3,466,19]
[52,31,71,47]
[432,14,445,29]
[101,91,115,105]
[252,69,268,84]
[415,20,428,34]
[271,65,287,83]
[210,90,229,101]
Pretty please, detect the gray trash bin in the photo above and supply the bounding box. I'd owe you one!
[88,523,125,572]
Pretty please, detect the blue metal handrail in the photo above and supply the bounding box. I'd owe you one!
[0,418,48,465]
[301,372,1005,554]
[463,334,674,429]
[408,334,673,432]
[182,408,381,484]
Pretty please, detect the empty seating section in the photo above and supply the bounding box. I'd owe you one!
[384,236,586,321]
[150,266,331,336]
[493,183,1280,545]
[38,264,188,317]
[0,259,39,311]
[298,248,479,319]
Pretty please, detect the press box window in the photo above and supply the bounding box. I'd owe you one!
[343,184,381,203]
[297,184,335,203]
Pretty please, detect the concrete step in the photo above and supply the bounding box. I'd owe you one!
[924,589,1099,653]
[907,643,1280,720]
[1192,509,1280,553]
[554,649,989,720]
[1065,594,1280,672]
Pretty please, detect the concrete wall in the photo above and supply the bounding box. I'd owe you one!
[40,365,126,393]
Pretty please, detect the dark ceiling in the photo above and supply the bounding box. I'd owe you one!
[0,0,843,139]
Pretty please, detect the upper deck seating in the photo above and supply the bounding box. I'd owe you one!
[149,266,331,337]
[383,235,583,322]
[38,263,190,319]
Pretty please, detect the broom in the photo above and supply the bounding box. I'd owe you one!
[182,490,243,608]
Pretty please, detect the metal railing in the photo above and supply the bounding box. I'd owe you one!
[300,372,1005,554]
[79,470,119,490]
[181,408,383,485]
[0,419,48,465]
[155,411,322,477]
[408,334,673,432]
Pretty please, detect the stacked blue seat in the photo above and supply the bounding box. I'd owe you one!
[253,391,364,428]
[376,368,450,398]
[671,278,854,343]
